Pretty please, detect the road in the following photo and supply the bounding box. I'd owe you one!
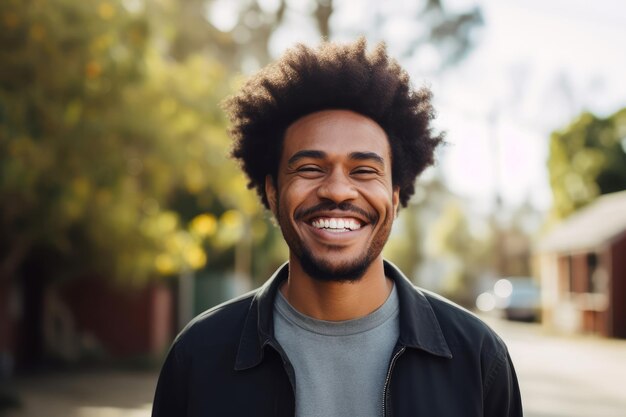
[5,318,626,417]
[484,316,626,417]
[5,371,155,417]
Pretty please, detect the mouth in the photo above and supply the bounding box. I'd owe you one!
[309,217,363,233]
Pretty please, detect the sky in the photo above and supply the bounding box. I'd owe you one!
[211,0,626,213]
[432,0,626,212]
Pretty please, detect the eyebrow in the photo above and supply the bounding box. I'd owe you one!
[349,151,384,165]
[287,150,326,166]
[287,150,385,166]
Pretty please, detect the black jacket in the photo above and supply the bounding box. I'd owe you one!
[152,261,523,416]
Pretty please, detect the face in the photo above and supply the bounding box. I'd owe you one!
[266,110,399,282]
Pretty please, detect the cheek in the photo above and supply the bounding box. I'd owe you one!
[281,181,317,203]
[364,184,396,209]
[276,185,306,219]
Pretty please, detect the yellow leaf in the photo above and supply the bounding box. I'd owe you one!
[184,246,207,269]
[220,209,243,229]
[190,213,217,237]
[155,254,176,275]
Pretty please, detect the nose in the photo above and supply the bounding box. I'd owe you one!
[316,169,358,203]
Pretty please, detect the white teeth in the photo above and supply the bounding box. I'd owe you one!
[311,218,362,231]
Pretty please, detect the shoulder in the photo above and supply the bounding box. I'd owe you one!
[418,288,516,394]
[385,260,508,357]
[171,289,257,355]
[419,287,508,355]
[420,289,523,413]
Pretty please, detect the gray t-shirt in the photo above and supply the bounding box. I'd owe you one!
[273,284,400,417]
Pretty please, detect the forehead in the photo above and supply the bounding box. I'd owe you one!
[282,110,391,162]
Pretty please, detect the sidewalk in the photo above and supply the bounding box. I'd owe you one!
[5,370,157,417]
[5,319,626,417]
[483,316,626,417]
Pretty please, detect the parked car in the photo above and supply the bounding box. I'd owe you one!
[476,277,541,322]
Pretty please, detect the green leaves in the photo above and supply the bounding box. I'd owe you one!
[0,0,270,285]
[548,109,626,219]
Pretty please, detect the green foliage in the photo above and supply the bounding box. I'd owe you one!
[1,0,152,282]
[384,179,496,305]
[426,201,491,303]
[548,108,626,218]
[0,0,487,288]
[0,0,273,285]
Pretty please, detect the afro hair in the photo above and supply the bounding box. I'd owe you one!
[224,38,444,208]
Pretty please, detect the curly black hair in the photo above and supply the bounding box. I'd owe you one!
[224,38,444,208]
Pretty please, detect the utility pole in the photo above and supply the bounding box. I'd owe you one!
[489,105,506,277]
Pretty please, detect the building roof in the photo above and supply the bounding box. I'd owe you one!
[538,190,626,254]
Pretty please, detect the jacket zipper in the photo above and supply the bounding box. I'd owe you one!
[382,346,406,417]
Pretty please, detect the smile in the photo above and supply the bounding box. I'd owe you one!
[310,217,362,232]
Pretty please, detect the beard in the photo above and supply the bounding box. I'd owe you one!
[297,240,377,282]
[276,201,393,283]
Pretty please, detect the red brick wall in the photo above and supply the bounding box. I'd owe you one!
[60,278,173,357]
[610,233,626,338]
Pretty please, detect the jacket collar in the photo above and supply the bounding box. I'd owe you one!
[383,260,452,358]
[234,260,452,371]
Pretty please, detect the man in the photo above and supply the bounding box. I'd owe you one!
[152,39,523,417]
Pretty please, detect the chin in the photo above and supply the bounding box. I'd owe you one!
[298,249,374,283]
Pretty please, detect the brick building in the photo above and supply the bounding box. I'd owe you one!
[537,191,626,338]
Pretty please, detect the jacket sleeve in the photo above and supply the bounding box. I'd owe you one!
[152,342,188,417]
[483,349,523,417]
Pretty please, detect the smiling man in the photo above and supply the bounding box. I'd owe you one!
[152,39,523,417]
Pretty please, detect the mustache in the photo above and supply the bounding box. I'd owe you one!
[294,201,377,224]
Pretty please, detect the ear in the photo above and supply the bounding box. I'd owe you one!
[265,175,278,217]
[392,187,400,219]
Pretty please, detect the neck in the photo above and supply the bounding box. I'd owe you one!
[281,255,393,321]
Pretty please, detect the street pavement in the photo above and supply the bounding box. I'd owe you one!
[5,371,155,417]
[484,316,626,417]
[5,317,626,417]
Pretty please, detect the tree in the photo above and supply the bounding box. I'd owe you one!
[0,0,488,302]
[156,0,482,73]
[0,0,275,289]
[1,0,153,285]
[548,108,626,218]
[0,1,297,377]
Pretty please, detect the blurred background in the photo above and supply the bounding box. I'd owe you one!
[1,0,625,416]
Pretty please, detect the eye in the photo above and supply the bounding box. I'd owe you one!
[297,165,323,173]
[295,165,324,177]
[351,167,378,177]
